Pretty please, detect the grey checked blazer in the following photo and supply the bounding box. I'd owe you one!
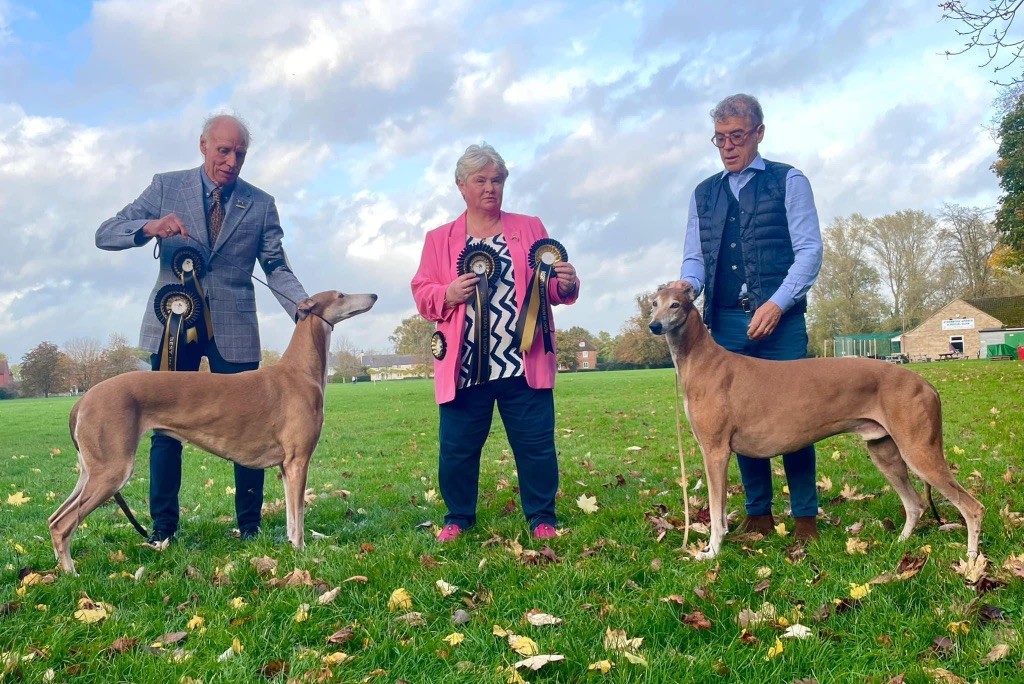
[96,167,308,364]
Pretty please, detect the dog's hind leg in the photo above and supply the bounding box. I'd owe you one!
[898,444,984,558]
[865,436,925,543]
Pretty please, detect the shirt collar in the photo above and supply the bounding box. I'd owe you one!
[719,154,765,179]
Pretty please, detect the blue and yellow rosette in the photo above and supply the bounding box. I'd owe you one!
[153,284,202,371]
[516,238,567,355]
[457,243,500,385]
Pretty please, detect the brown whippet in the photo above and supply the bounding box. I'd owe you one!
[49,290,377,574]
[648,283,983,561]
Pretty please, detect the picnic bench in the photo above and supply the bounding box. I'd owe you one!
[938,351,965,361]
[884,354,909,364]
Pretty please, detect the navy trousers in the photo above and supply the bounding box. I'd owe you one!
[148,339,263,535]
[710,308,819,518]
[438,376,558,531]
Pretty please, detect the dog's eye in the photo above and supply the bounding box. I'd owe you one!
[669,302,680,309]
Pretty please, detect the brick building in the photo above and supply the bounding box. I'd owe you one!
[899,295,1024,360]
[574,340,598,370]
[0,359,14,388]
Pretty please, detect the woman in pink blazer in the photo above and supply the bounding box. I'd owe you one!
[411,144,580,542]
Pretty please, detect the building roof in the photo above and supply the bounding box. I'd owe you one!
[576,340,597,351]
[963,295,1024,328]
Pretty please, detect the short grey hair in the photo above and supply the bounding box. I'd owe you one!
[455,143,508,184]
[710,94,763,128]
[201,113,251,148]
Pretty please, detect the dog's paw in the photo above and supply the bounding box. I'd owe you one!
[694,548,719,561]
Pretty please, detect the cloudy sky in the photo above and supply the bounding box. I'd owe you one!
[0,0,1005,364]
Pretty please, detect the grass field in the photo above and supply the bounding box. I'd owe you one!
[0,362,1022,683]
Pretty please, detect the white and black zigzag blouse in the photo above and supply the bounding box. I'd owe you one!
[458,234,524,388]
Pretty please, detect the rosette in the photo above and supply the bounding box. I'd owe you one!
[515,238,568,355]
[171,247,215,341]
[456,243,501,384]
[153,284,202,371]
[430,331,447,360]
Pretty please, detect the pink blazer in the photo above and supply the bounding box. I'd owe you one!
[411,211,580,404]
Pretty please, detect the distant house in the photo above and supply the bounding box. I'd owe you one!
[575,339,598,370]
[360,353,422,381]
[0,359,13,387]
[899,295,1024,360]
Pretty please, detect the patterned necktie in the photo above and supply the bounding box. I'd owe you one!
[209,187,224,245]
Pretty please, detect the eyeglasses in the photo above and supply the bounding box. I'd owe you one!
[711,128,757,148]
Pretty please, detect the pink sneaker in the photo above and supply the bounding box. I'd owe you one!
[532,523,557,540]
[438,523,463,542]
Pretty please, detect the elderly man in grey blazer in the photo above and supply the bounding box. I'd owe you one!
[96,114,308,544]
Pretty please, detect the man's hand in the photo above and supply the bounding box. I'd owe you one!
[142,213,189,240]
[747,301,782,340]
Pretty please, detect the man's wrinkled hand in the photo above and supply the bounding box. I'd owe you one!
[747,301,782,340]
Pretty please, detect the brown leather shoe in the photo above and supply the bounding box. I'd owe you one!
[739,514,776,535]
[794,516,819,541]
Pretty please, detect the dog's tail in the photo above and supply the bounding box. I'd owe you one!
[113,493,149,538]
[925,484,943,524]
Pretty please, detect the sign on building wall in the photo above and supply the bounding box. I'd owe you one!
[942,318,975,330]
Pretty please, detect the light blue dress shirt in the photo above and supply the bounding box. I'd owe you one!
[679,155,823,314]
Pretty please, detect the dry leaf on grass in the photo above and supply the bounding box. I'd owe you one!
[326,627,356,645]
[621,651,647,666]
[603,627,643,652]
[436,580,458,597]
[508,635,539,656]
[765,637,784,660]
[845,538,868,555]
[923,668,968,683]
[576,494,599,514]
[981,644,1011,664]
[442,633,464,646]
[525,610,562,627]
[783,624,812,639]
[588,660,614,673]
[6,492,31,506]
[951,554,988,584]
[249,556,278,576]
[514,654,565,670]
[318,587,341,605]
[294,603,310,623]
[216,637,243,662]
[389,588,413,611]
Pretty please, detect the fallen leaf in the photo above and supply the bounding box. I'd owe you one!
[525,610,562,627]
[765,637,784,660]
[216,637,243,662]
[621,651,647,666]
[294,603,310,623]
[681,611,712,630]
[845,538,868,555]
[107,637,138,655]
[923,667,967,683]
[394,611,425,626]
[259,660,289,678]
[249,556,278,576]
[952,554,987,584]
[389,588,413,611]
[603,627,643,652]
[588,660,614,673]
[576,494,599,514]
[849,583,871,600]
[318,587,341,605]
[452,609,472,625]
[436,580,458,597]
[514,654,565,670]
[326,627,355,645]
[186,615,204,631]
[322,652,350,666]
[508,635,539,656]
[229,597,247,610]
[981,644,1011,665]
[783,624,812,639]
[343,575,369,583]
[443,633,464,646]
[6,492,31,506]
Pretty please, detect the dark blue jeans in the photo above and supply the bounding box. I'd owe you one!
[438,376,558,531]
[149,340,263,535]
[710,308,818,518]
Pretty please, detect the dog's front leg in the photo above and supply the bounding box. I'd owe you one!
[280,457,308,549]
[696,446,731,561]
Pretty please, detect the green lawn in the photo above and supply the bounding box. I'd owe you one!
[0,362,1022,683]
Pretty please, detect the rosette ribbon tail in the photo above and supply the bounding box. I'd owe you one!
[472,276,491,384]
[158,309,188,371]
[515,261,555,355]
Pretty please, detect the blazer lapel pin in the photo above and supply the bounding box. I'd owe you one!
[236,200,247,210]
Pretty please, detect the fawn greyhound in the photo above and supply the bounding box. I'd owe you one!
[49,290,377,574]
[648,283,982,561]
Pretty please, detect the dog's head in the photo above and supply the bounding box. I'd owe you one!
[297,291,378,326]
[648,282,697,336]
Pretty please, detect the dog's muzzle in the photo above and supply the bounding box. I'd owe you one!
[648,321,664,335]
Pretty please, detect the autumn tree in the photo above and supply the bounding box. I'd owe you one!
[260,349,282,368]
[332,336,364,382]
[20,341,71,398]
[102,333,143,378]
[937,203,1005,297]
[614,291,672,367]
[594,331,617,365]
[865,210,942,331]
[64,337,105,392]
[807,215,887,355]
[941,0,1024,85]
[390,314,434,369]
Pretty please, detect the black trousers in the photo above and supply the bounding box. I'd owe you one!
[148,338,262,535]
[438,376,558,531]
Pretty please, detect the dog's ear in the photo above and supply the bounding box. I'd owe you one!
[295,297,316,321]
[679,281,697,304]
